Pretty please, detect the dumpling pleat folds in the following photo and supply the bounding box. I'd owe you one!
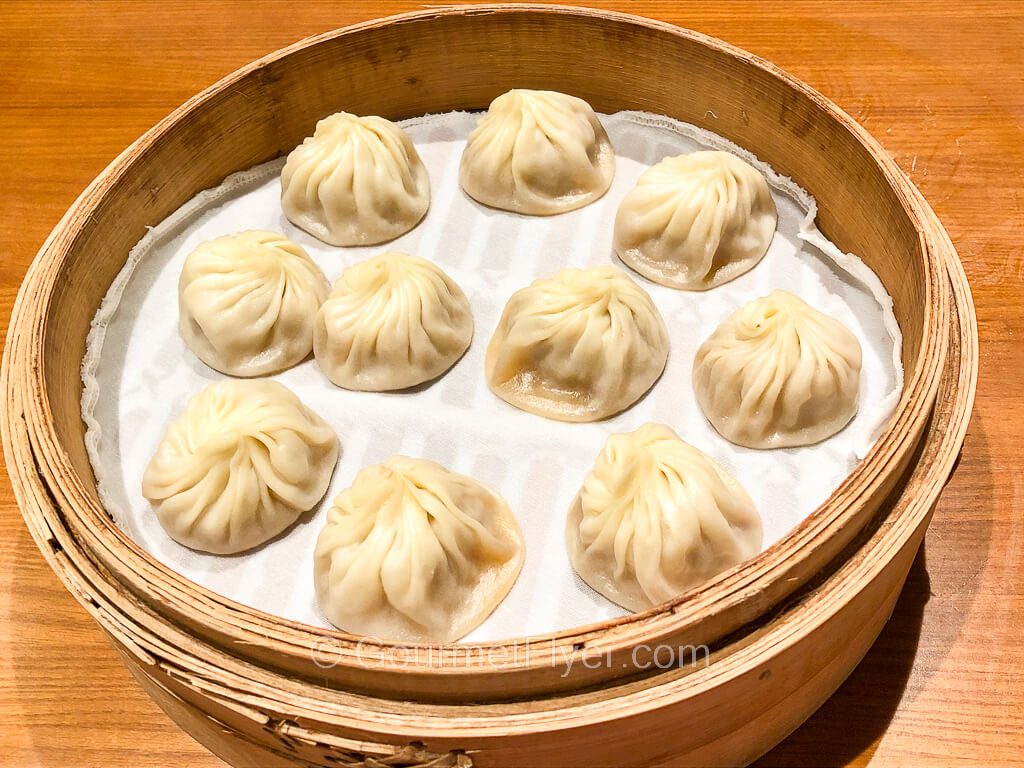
[314,252,473,391]
[693,290,863,448]
[486,265,669,422]
[142,380,339,554]
[460,89,615,215]
[281,112,430,246]
[566,423,763,611]
[314,456,524,643]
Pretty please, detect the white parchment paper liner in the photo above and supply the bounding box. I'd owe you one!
[82,111,903,642]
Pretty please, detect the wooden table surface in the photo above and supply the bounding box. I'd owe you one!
[1,2,1021,766]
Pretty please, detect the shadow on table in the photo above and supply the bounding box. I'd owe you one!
[754,546,931,767]
[754,415,994,767]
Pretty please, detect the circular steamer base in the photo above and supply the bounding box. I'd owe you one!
[1,6,975,768]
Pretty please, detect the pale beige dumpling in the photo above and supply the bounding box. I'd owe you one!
[614,151,777,290]
[486,266,668,422]
[460,89,615,215]
[314,456,524,643]
[142,380,339,554]
[314,253,473,391]
[693,290,863,448]
[567,423,763,611]
[178,230,329,376]
[281,112,430,246]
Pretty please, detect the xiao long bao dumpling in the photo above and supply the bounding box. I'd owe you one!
[613,151,778,290]
[178,230,329,377]
[567,423,763,611]
[281,112,430,246]
[314,456,524,643]
[459,89,615,215]
[693,290,863,449]
[314,252,473,391]
[142,380,339,555]
[486,265,669,422]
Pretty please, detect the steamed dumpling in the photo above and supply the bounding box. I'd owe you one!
[314,253,473,391]
[142,380,339,554]
[178,230,329,376]
[566,423,762,611]
[614,151,777,290]
[314,456,524,643]
[281,112,430,246]
[460,89,615,215]
[693,290,863,448]
[486,266,668,422]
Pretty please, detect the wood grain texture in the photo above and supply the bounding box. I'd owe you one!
[0,1,1017,767]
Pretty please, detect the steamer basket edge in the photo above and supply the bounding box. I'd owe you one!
[3,3,952,700]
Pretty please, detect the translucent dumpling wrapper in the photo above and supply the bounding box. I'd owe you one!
[178,230,329,376]
[486,265,669,422]
[142,380,339,554]
[314,456,525,643]
[314,252,473,391]
[613,151,778,290]
[693,290,863,448]
[281,112,430,246]
[566,423,763,611]
[459,89,615,215]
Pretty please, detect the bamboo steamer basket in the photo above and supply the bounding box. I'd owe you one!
[1,248,976,768]
[1,5,975,766]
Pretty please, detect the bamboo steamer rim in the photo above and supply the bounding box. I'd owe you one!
[0,232,976,764]
[3,4,951,697]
